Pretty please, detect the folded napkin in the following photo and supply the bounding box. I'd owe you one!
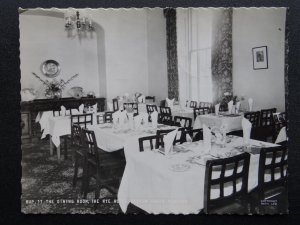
[119,110,128,126]
[140,112,149,127]
[112,110,122,125]
[107,102,113,111]
[228,100,233,114]
[166,98,175,109]
[242,118,252,145]
[235,101,241,113]
[203,124,211,154]
[163,128,178,155]
[127,112,134,130]
[151,111,158,129]
[248,98,253,111]
[138,95,146,103]
[92,103,98,113]
[134,115,142,130]
[60,105,66,116]
[78,104,84,114]
[215,103,220,115]
[275,127,287,144]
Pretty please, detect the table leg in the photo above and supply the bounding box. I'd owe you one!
[50,136,53,155]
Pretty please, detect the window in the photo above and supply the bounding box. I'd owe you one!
[189,48,212,103]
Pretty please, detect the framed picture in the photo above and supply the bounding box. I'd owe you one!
[41,59,61,78]
[252,46,268,70]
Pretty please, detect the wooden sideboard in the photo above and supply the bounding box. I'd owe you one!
[21,97,106,140]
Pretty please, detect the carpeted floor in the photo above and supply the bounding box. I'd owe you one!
[21,138,122,214]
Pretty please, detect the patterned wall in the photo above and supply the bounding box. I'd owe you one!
[164,8,179,100]
[211,8,233,104]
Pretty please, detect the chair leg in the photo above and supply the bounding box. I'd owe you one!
[83,164,90,199]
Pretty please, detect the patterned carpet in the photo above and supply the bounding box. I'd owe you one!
[21,138,122,214]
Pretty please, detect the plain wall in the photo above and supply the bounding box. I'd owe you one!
[232,8,286,112]
[20,12,100,98]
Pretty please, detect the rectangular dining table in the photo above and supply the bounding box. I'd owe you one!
[117,136,278,214]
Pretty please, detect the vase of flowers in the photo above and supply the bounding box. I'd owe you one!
[32,72,78,99]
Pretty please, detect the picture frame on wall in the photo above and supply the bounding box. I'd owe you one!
[252,46,268,70]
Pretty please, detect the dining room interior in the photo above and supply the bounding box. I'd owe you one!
[20,7,288,214]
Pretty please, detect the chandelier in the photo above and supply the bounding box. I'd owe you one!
[64,9,94,31]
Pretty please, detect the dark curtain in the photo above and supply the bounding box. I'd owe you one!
[164,8,179,100]
[211,8,233,104]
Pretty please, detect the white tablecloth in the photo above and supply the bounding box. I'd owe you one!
[172,107,194,123]
[88,124,177,153]
[193,114,243,132]
[118,136,277,214]
[48,116,71,147]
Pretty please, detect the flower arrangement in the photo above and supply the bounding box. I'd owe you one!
[32,72,78,99]
[220,92,244,107]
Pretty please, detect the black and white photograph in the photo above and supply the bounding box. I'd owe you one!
[20,7,288,215]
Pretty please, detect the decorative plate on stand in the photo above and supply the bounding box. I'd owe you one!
[41,59,61,78]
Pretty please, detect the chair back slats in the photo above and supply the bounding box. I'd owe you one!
[190,101,197,108]
[193,107,210,120]
[260,108,276,127]
[71,124,83,147]
[112,98,119,112]
[204,152,250,213]
[159,106,172,115]
[155,128,185,148]
[53,109,73,117]
[82,128,98,158]
[244,111,260,128]
[146,104,158,114]
[71,113,93,128]
[199,102,212,108]
[174,116,192,128]
[138,135,157,152]
[158,114,173,126]
[258,146,288,194]
[123,103,139,116]
[104,111,113,123]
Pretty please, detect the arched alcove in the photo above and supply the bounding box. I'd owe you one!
[20,9,107,99]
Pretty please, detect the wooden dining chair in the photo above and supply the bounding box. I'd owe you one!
[190,101,197,108]
[61,113,93,160]
[112,98,119,112]
[257,108,277,142]
[158,114,174,126]
[250,146,288,214]
[81,128,125,200]
[204,152,251,214]
[104,111,113,123]
[71,113,93,128]
[53,108,72,117]
[138,135,157,152]
[155,128,186,148]
[174,116,192,129]
[123,102,139,116]
[72,124,87,194]
[145,96,155,103]
[193,107,210,120]
[199,102,212,108]
[159,106,172,115]
[146,104,158,114]
[182,128,203,142]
